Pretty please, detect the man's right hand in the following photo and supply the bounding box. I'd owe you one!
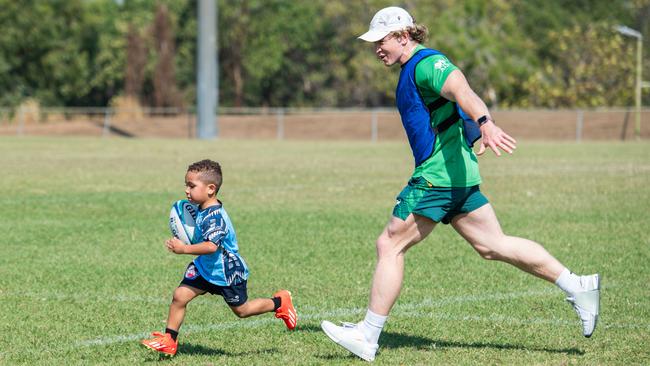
[477,121,517,156]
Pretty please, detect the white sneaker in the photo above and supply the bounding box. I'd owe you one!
[566,274,600,337]
[321,321,379,362]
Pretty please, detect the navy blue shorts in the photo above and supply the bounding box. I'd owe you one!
[179,262,248,306]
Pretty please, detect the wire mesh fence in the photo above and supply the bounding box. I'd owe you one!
[0,107,648,141]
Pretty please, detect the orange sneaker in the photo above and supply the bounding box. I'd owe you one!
[274,290,297,330]
[141,331,178,356]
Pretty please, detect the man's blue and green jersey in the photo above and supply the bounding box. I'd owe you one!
[396,44,482,188]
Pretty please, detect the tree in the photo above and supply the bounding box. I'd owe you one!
[125,24,148,99]
[0,0,646,109]
[152,3,182,108]
[522,23,636,108]
[0,0,92,106]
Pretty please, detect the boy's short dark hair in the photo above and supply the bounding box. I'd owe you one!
[187,159,223,191]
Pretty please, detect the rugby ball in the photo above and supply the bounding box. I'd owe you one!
[169,200,200,244]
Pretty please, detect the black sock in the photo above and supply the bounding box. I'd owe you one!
[165,327,179,341]
[272,296,281,311]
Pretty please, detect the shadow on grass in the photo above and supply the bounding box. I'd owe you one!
[179,342,228,356]
[142,343,278,362]
[296,323,327,333]
[312,327,584,361]
[182,343,279,357]
[298,323,583,356]
[381,331,585,356]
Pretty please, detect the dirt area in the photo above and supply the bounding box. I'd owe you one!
[1,109,648,140]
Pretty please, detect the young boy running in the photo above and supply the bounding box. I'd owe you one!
[141,159,297,357]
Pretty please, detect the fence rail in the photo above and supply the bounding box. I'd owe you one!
[0,107,648,141]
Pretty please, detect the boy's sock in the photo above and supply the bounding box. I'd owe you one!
[165,328,179,341]
[555,268,583,295]
[272,296,281,311]
[358,309,387,344]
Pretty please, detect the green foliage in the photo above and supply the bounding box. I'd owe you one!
[0,0,647,108]
[218,0,325,106]
[523,23,636,108]
[0,0,91,106]
[407,0,536,107]
[318,1,401,107]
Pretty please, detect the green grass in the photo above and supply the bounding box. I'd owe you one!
[0,136,649,365]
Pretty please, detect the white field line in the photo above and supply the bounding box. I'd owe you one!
[1,291,169,304]
[0,286,650,358]
[74,288,562,347]
[4,284,646,360]
[76,290,547,347]
[73,285,650,349]
[1,287,559,308]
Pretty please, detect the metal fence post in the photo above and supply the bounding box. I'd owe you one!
[188,110,194,139]
[576,109,584,142]
[277,108,284,140]
[621,109,631,141]
[17,106,24,136]
[371,109,378,142]
[102,108,112,138]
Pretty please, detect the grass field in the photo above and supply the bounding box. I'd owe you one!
[1,136,649,365]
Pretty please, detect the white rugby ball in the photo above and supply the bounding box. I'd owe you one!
[169,200,200,244]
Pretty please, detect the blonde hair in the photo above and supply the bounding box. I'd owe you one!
[389,24,428,43]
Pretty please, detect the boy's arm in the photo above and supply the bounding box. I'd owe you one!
[165,237,219,255]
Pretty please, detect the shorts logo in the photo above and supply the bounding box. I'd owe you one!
[185,264,198,279]
[225,295,240,304]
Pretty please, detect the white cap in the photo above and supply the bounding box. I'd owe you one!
[358,6,414,42]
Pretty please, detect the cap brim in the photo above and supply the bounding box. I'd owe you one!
[358,30,390,42]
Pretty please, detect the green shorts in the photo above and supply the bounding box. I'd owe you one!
[392,177,489,224]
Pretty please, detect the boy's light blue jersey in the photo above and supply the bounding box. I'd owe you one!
[192,203,249,286]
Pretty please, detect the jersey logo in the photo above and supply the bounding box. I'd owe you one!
[434,59,450,71]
